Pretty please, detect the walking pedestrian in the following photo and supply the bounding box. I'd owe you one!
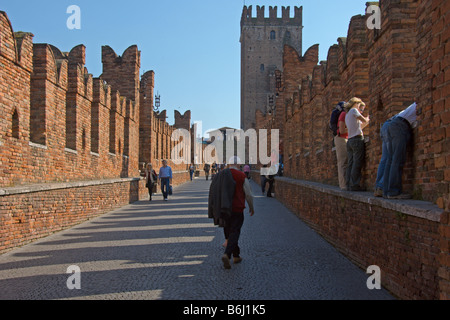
[159,160,173,201]
[243,163,251,179]
[374,102,417,199]
[260,165,268,195]
[208,156,255,269]
[345,97,370,191]
[265,173,275,198]
[145,163,158,201]
[333,102,348,190]
[204,163,211,181]
[189,164,195,181]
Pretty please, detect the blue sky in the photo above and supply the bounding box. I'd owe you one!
[2,0,368,136]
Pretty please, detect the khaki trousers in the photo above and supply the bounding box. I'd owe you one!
[334,135,348,190]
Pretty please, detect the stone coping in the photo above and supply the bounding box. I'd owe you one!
[274,176,444,223]
[0,178,142,196]
[0,170,189,197]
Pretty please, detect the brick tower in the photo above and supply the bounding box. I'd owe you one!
[240,5,303,130]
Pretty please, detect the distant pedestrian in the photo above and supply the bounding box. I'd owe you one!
[145,163,158,201]
[208,156,255,269]
[332,102,348,190]
[345,97,370,191]
[265,173,275,198]
[159,160,173,201]
[374,102,417,199]
[211,162,217,179]
[189,164,195,181]
[260,165,268,195]
[204,163,211,181]
[243,163,251,179]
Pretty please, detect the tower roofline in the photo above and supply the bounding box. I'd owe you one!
[241,5,303,26]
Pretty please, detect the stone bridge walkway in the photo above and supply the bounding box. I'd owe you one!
[0,178,394,300]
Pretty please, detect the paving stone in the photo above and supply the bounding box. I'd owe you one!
[0,178,394,300]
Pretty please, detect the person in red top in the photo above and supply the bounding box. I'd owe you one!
[335,109,348,190]
[221,156,255,269]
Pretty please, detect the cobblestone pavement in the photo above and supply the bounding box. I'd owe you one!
[0,178,394,300]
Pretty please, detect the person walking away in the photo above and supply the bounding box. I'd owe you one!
[260,165,268,195]
[243,163,251,179]
[332,102,348,190]
[145,163,158,201]
[374,102,417,199]
[189,164,195,181]
[265,173,275,198]
[159,160,173,201]
[204,163,211,181]
[345,98,370,191]
[208,156,254,269]
[211,162,217,179]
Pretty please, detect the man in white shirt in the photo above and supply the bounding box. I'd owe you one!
[374,102,417,199]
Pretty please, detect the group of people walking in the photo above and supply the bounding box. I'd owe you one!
[333,98,417,199]
[144,158,256,270]
[144,160,173,202]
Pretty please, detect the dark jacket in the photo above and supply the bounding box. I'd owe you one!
[208,168,235,227]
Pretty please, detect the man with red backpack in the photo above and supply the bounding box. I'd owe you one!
[330,101,348,190]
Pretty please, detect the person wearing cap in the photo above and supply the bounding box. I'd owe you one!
[374,102,418,199]
[334,101,348,190]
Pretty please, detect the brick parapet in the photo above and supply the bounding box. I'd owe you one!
[256,0,449,210]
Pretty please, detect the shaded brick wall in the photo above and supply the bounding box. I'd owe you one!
[0,178,148,255]
[273,177,442,300]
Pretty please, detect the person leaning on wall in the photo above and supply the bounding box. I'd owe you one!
[345,97,370,191]
[374,102,418,199]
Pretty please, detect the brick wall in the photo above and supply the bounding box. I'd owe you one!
[0,11,193,254]
[255,0,449,210]
[273,177,442,300]
[253,0,450,299]
[0,178,147,255]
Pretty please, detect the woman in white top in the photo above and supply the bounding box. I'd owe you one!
[345,97,370,191]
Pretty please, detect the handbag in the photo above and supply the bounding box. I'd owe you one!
[152,183,157,194]
[169,185,173,195]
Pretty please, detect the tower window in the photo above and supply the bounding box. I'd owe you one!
[12,109,19,139]
[260,64,265,72]
[270,30,276,40]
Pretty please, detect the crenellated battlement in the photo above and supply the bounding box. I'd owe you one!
[0,10,192,189]
[241,5,302,26]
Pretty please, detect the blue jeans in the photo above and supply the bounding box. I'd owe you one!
[160,177,170,199]
[346,135,365,190]
[375,119,392,190]
[379,117,411,197]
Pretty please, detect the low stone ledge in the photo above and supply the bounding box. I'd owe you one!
[275,176,443,222]
[0,177,142,196]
